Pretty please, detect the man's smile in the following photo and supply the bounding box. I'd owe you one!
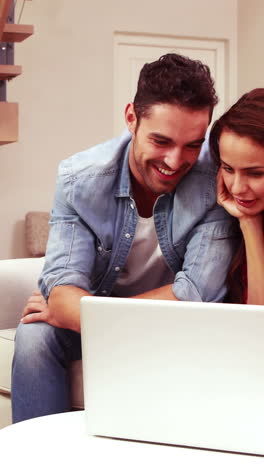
[157,167,177,176]
[152,161,191,181]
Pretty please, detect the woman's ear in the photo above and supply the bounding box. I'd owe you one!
[125,103,137,135]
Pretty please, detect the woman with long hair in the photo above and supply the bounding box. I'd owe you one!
[209,88,264,304]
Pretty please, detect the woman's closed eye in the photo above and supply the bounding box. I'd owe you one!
[221,165,234,173]
[221,163,264,178]
[247,171,264,178]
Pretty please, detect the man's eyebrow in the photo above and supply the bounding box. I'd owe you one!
[149,133,205,145]
[149,132,173,142]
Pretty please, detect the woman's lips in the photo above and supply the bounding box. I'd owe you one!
[234,197,257,208]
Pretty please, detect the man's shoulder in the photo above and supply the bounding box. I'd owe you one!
[175,135,218,211]
[193,135,217,175]
[58,129,131,178]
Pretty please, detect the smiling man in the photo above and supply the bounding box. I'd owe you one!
[126,102,209,214]
[12,53,238,422]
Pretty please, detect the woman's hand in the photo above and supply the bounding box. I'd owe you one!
[217,169,245,218]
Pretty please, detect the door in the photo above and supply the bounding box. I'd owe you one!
[114,33,228,136]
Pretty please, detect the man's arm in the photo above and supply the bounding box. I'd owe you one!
[49,283,177,328]
[132,284,178,301]
[169,198,239,303]
[48,285,92,332]
[21,283,177,332]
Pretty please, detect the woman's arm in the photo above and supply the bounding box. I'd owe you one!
[239,215,264,305]
[217,170,264,304]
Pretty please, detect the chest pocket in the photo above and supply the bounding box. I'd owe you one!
[170,239,186,272]
[90,238,112,287]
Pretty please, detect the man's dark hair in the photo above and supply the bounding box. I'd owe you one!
[133,53,218,122]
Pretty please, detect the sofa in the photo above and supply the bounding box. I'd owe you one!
[0,212,84,429]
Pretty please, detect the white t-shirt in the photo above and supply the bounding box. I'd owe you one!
[112,216,174,297]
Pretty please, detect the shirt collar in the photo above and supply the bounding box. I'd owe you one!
[115,138,133,198]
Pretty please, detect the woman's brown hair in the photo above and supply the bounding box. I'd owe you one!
[209,88,264,303]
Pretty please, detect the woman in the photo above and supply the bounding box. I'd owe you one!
[209,88,264,304]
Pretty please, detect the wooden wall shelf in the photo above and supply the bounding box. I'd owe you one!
[0,102,18,144]
[2,24,34,42]
[0,65,22,79]
[0,0,33,145]
[0,0,12,41]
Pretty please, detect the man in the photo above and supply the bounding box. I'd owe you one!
[12,53,237,422]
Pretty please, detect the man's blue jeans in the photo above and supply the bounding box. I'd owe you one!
[11,321,82,423]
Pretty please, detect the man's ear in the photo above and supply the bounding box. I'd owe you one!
[125,103,137,135]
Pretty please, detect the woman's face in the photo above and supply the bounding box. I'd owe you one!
[219,130,264,216]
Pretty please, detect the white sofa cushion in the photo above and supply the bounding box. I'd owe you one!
[0,393,12,428]
[0,327,84,408]
[0,256,84,425]
[0,328,15,393]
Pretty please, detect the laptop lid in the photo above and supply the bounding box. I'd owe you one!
[80,296,264,455]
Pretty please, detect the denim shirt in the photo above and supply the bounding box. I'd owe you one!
[39,130,238,303]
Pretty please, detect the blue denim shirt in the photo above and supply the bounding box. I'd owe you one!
[39,130,238,302]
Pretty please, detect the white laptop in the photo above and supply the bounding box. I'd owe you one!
[80,296,264,455]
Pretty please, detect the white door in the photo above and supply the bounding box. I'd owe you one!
[114,33,228,136]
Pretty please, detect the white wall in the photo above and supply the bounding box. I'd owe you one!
[0,0,237,259]
[237,0,264,96]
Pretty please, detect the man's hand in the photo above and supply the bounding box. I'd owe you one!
[21,290,61,328]
[21,285,89,332]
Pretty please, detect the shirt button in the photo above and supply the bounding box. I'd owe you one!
[125,233,131,239]
[102,290,107,295]
[97,246,103,252]
[115,266,120,272]
[130,202,134,209]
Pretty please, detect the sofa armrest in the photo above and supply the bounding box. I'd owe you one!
[0,257,45,329]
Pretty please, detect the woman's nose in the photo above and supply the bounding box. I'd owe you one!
[231,173,248,196]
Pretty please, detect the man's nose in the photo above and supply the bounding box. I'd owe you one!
[164,148,183,170]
